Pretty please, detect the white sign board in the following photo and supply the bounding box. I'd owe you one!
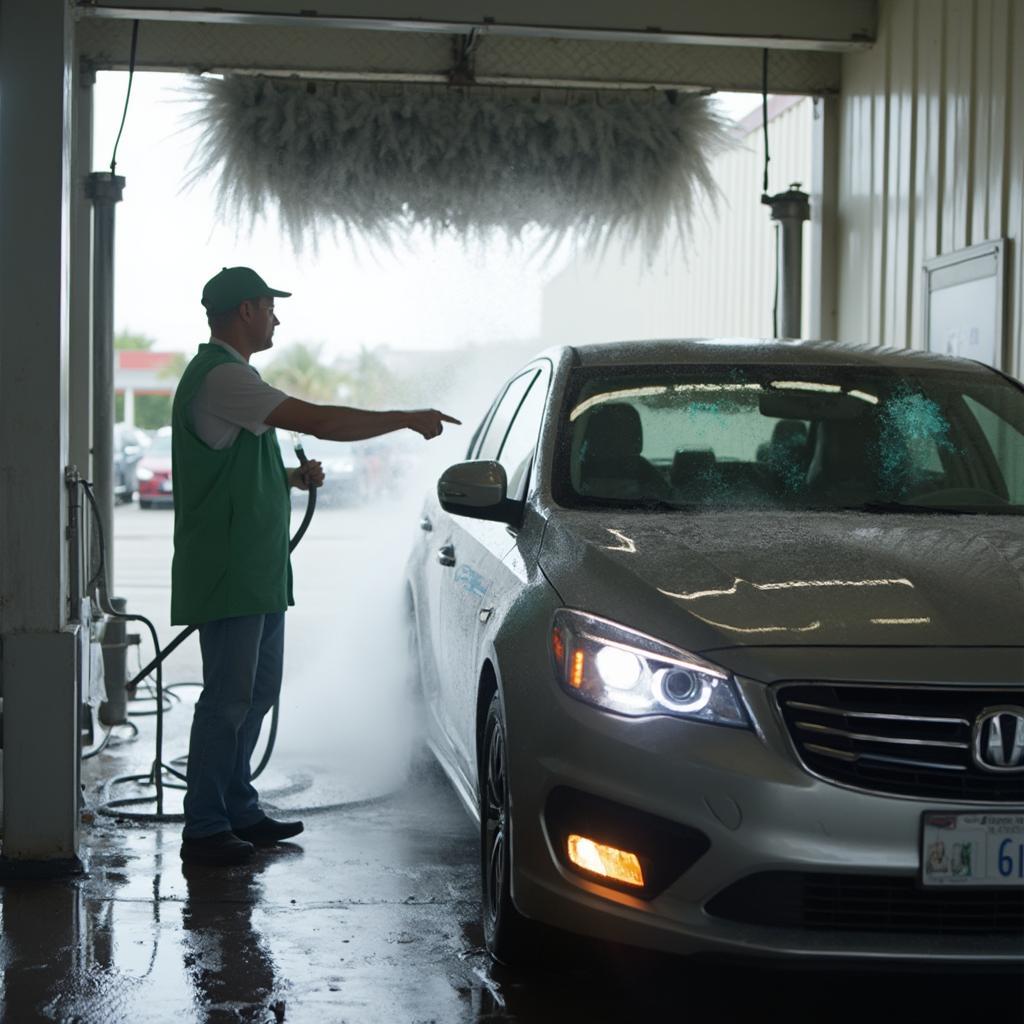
[923,240,1006,369]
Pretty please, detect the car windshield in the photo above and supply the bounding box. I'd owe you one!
[556,363,1024,514]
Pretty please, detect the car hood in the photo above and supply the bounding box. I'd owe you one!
[140,457,172,472]
[538,509,1024,649]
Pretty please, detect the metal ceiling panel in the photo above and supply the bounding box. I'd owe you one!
[76,18,841,94]
[76,1,876,51]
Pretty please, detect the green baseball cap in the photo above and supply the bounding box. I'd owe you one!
[201,266,291,315]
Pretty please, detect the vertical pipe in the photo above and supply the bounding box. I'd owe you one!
[765,185,811,338]
[85,171,124,603]
[86,172,128,727]
[70,64,95,483]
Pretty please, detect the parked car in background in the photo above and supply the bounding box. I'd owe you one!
[112,423,150,504]
[136,428,173,509]
[406,338,1024,967]
[278,431,370,507]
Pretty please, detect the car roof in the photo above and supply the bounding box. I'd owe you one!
[537,338,996,374]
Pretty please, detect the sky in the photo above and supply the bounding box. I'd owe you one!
[93,72,760,359]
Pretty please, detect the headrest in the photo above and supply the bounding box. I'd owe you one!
[581,403,643,459]
[771,419,808,446]
[671,448,716,487]
[805,418,878,490]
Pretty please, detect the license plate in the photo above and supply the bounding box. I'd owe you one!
[921,811,1024,887]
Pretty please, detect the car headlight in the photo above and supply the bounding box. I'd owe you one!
[551,609,751,728]
[135,467,154,481]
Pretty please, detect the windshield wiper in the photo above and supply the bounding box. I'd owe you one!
[847,501,979,515]
[579,497,690,512]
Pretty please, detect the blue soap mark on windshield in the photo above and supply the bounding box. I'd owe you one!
[876,388,958,494]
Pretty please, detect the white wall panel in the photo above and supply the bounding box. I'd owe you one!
[837,0,1023,376]
[540,98,814,345]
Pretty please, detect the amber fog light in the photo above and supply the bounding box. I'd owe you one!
[547,787,710,899]
[567,834,645,888]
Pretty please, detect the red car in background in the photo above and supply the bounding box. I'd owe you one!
[136,429,173,509]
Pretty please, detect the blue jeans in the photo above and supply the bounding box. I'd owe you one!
[182,612,285,839]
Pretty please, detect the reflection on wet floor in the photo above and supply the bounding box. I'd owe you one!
[2,762,1022,1023]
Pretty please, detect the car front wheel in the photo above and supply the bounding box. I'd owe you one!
[480,692,535,964]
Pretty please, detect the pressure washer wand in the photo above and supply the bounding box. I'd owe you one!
[125,438,318,693]
[288,433,317,549]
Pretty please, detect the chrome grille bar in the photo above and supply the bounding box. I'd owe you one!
[793,720,969,750]
[804,743,969,772]
[784,699,969,727]
[776,682,1024,801]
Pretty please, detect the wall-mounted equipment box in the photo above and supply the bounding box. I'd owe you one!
[923,239,1007,370]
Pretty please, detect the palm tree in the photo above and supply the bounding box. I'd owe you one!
[263,342,349,403]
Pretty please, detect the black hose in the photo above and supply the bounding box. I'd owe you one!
[125,447,316,694]
[89,446,318,822]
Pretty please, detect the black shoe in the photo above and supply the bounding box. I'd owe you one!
[180,831,254,866]
[232,816,304,846]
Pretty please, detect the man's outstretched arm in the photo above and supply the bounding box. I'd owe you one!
[265,398,460,441]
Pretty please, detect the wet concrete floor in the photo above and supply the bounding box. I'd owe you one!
[3,758,1022,1024]
[3,506,1019,1021]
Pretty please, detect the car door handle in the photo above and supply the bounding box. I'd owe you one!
[437,544,456,567]
[419,516,432,532]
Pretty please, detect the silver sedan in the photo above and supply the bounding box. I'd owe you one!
[405,338,1024,966]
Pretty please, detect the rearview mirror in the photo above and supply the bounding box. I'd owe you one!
[759,390,867,421]
[438,461,521,524]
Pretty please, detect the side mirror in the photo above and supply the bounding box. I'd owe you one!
[438,461,521,524]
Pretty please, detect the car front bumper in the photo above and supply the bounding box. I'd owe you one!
[505,673,1023,964]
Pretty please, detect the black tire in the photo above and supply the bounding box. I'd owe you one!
[139,499,152,510]
[480,692,535,965]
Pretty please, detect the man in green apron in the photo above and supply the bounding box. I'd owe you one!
[175,266,459,865]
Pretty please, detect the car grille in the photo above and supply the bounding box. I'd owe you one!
[705,871,1024,935]
[776,683,1024,802]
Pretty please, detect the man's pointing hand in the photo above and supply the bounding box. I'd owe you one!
[406,409,461,440]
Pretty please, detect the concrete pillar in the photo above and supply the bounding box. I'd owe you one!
[0,0,82,870]
[70,62,95,480]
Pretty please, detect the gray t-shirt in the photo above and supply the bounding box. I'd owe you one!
[190,338,288,451]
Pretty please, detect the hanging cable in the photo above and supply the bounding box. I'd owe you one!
[761,48,771,197]
[109,20,140,176]
[760,48,780,338]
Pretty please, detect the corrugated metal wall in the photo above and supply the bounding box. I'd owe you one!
[540,97,814,344]
[837,0,1023,375]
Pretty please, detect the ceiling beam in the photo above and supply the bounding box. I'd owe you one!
[77,19,842,94]
[76,1,876,52]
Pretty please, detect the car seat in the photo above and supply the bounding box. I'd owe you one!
[757,419,810,492]
[804,417,880,503]
[578,403,670,500]
[670,449,717,502]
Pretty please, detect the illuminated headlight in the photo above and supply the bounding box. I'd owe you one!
[135,467,154,481]
[550,609,751,728]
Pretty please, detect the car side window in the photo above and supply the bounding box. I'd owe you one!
[963,394,1024,501]
[475,370,539,463]
[498,367,550,500]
